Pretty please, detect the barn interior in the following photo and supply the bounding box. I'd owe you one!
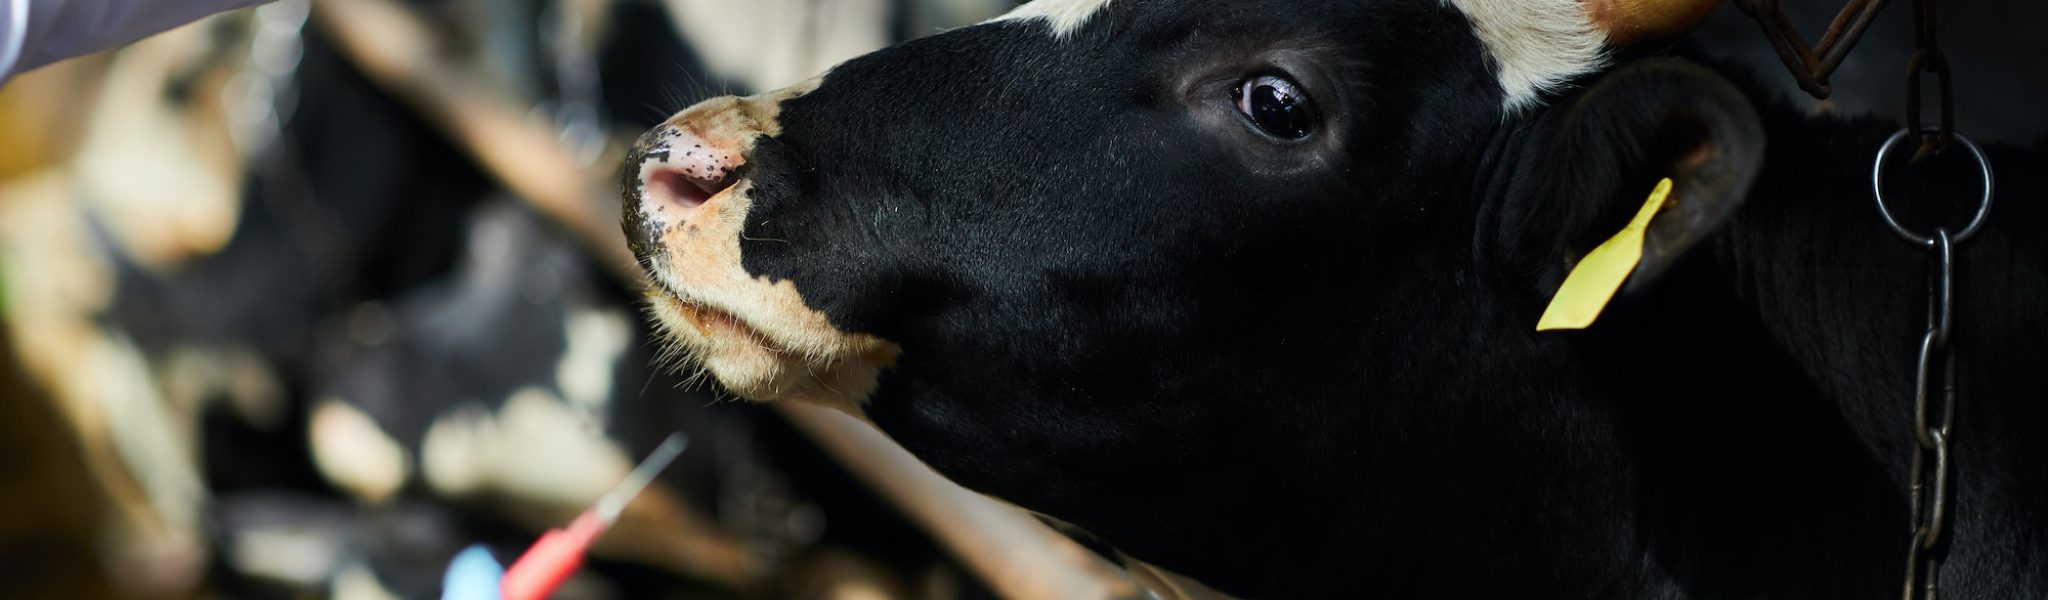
[0,0,2037,599]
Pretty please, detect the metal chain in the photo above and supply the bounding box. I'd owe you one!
[1755,1,1983,595]
[1902,228,1958,600]
[1896,3,1967,592]
[1873,127,1993,600]
[1904,0,1956,163]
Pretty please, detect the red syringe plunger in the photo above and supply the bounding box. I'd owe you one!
[498,433,687,600]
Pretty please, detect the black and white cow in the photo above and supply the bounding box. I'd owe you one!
[623,0,2047,597]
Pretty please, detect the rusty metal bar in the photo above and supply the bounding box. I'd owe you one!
[1736,0,1893,99]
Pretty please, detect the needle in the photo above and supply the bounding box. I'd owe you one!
[498,433,687,600]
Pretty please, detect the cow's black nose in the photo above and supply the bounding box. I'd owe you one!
[632,125,741,220]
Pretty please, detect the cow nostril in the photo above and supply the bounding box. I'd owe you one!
[644,165,725,214]
[632,125,742,220]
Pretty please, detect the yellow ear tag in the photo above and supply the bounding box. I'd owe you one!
[1535,178,1673,331]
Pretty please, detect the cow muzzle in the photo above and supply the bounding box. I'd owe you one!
[621,82,900,415]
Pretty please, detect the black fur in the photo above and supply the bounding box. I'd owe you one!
[647,1,2047,596]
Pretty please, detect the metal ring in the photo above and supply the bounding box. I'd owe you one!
[1872,128,1994,246]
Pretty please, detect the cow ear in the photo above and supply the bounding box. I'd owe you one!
[1492,58,1764,321]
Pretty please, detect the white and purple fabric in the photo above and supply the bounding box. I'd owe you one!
[0,0,270,84]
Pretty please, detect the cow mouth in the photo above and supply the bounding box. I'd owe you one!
[638,272,898,413]
[650,286,788,358]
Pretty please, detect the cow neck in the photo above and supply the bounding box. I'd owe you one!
[1706,109,2032,453]
[1711,116,1933,455]
[1700,107,2048,592]
[1450,94,2041,596]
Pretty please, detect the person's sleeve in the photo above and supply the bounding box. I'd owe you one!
[1,0,273,84]
[0,0,27,84]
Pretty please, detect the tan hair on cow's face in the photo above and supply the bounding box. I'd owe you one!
[629,79,901,416]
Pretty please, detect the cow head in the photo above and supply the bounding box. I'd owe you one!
[623,0,1761,593]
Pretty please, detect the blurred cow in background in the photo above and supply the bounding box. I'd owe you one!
[0,0,1019,598]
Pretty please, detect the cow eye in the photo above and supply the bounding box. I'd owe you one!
[1232,74,1316,140]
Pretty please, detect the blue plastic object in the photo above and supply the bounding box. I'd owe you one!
[440,544,505,600]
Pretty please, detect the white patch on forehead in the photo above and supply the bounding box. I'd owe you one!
[1445,0,1610,112]
[989,0,1117,37]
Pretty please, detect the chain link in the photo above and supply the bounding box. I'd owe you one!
[1901,229,1958,600]
[1905,0,1956,163]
